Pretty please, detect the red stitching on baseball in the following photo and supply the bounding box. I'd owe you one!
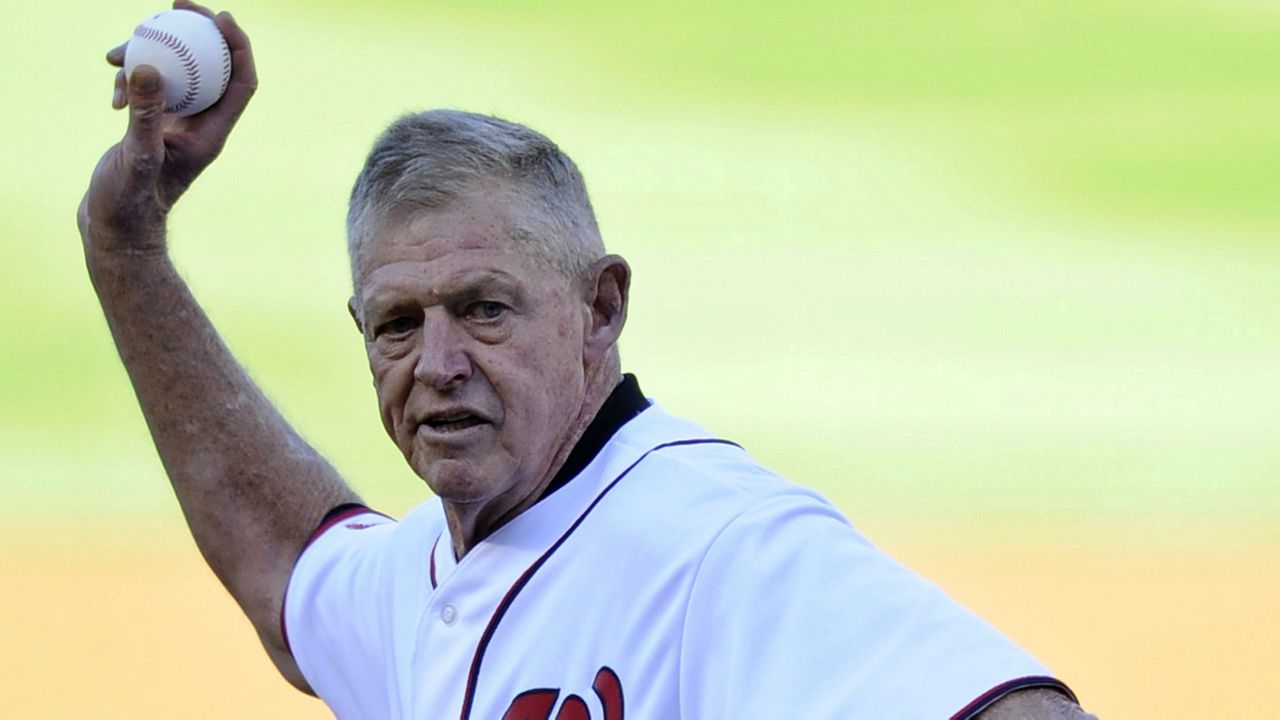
[133,23,228,114]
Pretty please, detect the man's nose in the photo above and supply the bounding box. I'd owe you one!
[413,310,472,391]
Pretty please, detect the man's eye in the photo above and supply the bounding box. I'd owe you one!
[376,316,419,337]
[466,301,507,322]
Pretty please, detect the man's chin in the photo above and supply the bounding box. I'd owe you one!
[413,456,504,505]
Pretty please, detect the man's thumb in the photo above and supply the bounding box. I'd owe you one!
[123,65,166,181]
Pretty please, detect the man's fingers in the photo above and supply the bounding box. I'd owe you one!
[106,42,127,67]
[123,66,168,184]
[187,10,256,137]
[113,69,127,110]
[217,11,257,96]
[108,41,128,110]
[173,0,217,20]
[76,188,92,240]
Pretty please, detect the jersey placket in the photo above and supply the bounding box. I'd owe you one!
[405,530,486,718]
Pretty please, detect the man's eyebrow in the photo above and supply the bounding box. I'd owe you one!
[447,271,520,293]
[434,271,525,305]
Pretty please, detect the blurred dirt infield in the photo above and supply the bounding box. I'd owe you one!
[2,533,1275,718]
[899,541,1280,719]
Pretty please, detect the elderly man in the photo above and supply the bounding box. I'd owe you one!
[80,4,1097,718]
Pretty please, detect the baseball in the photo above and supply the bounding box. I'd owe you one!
[124,9,231,117]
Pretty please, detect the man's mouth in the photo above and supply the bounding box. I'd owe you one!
[421,411,488,433]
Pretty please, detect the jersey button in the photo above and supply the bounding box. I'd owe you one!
[441,604,457,626]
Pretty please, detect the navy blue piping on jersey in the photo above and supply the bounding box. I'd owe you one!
[458,437,742,720]
[429,536,440,590]
[950,675,1079,719]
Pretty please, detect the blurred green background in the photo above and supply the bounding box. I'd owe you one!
[2,0,1278,717]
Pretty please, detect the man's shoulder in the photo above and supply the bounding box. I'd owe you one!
[593,403,849,557]
[613,402,832,505]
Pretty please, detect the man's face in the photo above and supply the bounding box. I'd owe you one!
[353,188,591,515]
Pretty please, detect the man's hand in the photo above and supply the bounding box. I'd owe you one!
[77,0,256,258]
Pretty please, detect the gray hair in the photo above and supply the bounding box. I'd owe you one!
[347,109,605,291]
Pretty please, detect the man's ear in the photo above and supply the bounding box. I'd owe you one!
[348,297,365,336]
[582,254,630,365]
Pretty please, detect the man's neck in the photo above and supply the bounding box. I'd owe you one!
[445,360,625,559]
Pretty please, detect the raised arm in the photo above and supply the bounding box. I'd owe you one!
[77,1,359,692]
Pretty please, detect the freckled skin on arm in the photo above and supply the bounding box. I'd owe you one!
[977,689,1101,719]
[78,1,358,692]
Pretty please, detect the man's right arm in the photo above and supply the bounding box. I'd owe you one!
[77,1,360,692]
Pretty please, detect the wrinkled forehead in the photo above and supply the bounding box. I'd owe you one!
[353,191,572,295]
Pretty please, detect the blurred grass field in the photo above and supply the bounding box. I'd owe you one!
[2,0,1277,717]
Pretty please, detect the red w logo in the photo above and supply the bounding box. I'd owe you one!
[501,666,623,720]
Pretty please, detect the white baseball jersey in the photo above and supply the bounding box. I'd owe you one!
[284,383,1073,719]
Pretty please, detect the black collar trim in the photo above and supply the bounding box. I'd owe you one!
[540,373,649,500]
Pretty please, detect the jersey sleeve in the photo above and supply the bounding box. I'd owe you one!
[678,493,1073,719]
[283,505,398,718]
